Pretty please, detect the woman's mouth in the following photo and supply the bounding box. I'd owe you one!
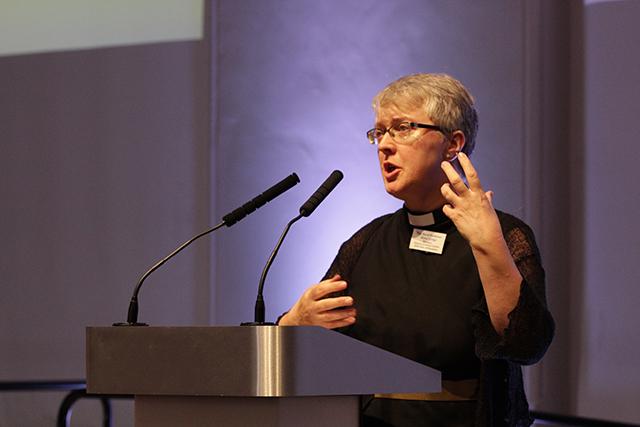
[383,162,400,179]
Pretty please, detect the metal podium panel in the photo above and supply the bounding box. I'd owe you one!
[86,326,440,397]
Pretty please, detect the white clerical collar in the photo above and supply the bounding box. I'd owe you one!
[407,211,435,227]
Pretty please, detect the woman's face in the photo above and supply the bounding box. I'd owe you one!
[375,104,452,212]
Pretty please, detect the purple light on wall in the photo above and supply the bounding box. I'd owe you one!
[212,1,534,325]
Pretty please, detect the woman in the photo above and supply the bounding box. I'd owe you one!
[279,73,554,427]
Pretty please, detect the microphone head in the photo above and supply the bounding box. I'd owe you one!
[299,170,343,217]
[223,173,300,226]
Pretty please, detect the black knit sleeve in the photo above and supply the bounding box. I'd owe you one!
[472,212,555,365]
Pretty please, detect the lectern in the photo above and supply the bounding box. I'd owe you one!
[86,326,440,427]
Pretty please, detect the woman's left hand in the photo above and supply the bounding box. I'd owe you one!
[440,152,502,251]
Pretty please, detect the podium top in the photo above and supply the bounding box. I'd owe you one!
[86,325,440,397]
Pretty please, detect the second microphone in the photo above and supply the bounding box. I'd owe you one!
[299,170,344,217]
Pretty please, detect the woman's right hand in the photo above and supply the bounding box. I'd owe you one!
[278,274,356,329]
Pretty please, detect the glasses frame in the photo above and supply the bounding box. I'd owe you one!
[366,122,447,145]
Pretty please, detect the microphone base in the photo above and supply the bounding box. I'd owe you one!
[240,321,275,326]
[112,322,149,327]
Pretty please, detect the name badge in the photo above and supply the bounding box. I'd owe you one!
[409,229,446,254]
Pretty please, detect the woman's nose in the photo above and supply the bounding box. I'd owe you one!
[377,132,396,154]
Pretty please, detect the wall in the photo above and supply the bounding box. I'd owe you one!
[0,17,211,427]
[574,0,640,422]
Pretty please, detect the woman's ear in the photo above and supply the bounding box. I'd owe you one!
[445,130,466,160]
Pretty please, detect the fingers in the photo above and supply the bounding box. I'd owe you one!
[441,153,486,207]
[285,275,357,329]
[440,160,468,195]
[442,203,454,219]
[319,303,357,329]
[317,306,357,323]
[325,316,357,330]
[315,295,354,312]
[457,152,483,192]
[307,274,347,300]
[301,302,356,330]
[440,182,460,207]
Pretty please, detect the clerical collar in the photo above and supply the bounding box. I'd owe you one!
[404,205,449,227]
[407,210,435,227]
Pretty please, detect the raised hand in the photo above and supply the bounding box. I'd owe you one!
[440,152,502,250]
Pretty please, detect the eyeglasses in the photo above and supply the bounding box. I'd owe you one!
[366,121,446,145]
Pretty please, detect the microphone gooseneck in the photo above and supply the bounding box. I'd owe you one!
[245,170,344,325]
[115,173,301,326]
[119,222,225,326]
[248,213,303,325]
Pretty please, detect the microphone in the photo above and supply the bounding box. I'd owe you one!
[245,170,344,325]
[223,173,300,226]
[115,173,301,326]
[299,170,344,217]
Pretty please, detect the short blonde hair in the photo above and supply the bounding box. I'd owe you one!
[373,73,478,155]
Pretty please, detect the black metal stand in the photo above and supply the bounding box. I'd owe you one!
[0,380,132,427]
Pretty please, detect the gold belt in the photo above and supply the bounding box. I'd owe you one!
[374,379,478,402]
